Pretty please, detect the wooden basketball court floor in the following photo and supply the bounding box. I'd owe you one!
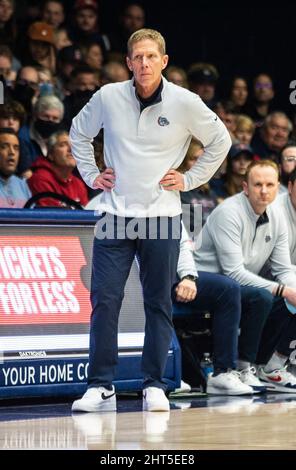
[1,393,296,450]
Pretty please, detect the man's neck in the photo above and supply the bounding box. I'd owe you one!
[0,171,10,181]
[251,203,268,216]
[52,165,72,181]
[135,77,162,99]
[256,102,269,117]
[244,193,268,215]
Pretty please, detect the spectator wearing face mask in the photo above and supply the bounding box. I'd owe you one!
[18,95,64,176]
[11,66,40,119]
[62,64,99,130]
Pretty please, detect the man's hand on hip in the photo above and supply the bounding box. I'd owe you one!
[159,169,184,191]
[93,168,115,191]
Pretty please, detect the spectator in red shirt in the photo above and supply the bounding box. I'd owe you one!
[28,130,88,207]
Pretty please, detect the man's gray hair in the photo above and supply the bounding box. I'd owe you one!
[264,111,293,132]
[34,95,64,120]
[127,28,166,57]
[47,130,68,154]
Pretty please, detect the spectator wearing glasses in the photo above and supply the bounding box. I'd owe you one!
[280,142,296,188]
[248,74,275,128]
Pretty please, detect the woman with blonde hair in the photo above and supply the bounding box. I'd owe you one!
[234,114,255,146]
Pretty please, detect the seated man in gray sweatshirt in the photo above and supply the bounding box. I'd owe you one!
[173,225,255,395]
[276,168,296,271]
[196,160,296,392]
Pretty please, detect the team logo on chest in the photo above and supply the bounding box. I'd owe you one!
[158,116,170,126]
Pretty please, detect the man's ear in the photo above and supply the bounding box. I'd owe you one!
[126,56,133,72]
[242,180,248,195]
[162,54,169,70]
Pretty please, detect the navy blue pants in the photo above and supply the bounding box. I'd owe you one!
[173,272,241,371]
[239,286,296,364]
[88,215,181,391]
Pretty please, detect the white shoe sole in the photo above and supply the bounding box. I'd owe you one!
[207,386,253,396]
[72,398,117,413]
[143,401,170,412]
[261,382,296,393]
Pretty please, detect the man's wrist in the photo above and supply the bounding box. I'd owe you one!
[181,274,198,282]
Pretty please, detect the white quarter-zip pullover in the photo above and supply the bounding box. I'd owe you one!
[70,77,231,217]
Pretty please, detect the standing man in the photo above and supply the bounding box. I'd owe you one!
[70,29,231,412]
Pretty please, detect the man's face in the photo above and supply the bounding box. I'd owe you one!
[263,116,290,152]
[74,72,97,91]
[0,133,20,177]
[0,0,13,22]
[216,107,236,134]
[126,39,168,91]
[123,5,145,34]
[243,165,279,214]
[281,146,296,175]
[76,8,97,32]
[193,82,215,102]
[48,133,76,169]
[19,67,39,86]
[0,55,11,80]
[37,108,61,123]
[288,179,296,211]
[43,1,64,28]
[254,74,274,103]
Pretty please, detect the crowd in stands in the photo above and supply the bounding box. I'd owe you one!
[0,0,295,210]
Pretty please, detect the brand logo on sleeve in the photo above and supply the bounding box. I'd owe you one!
[158,116,170,126]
